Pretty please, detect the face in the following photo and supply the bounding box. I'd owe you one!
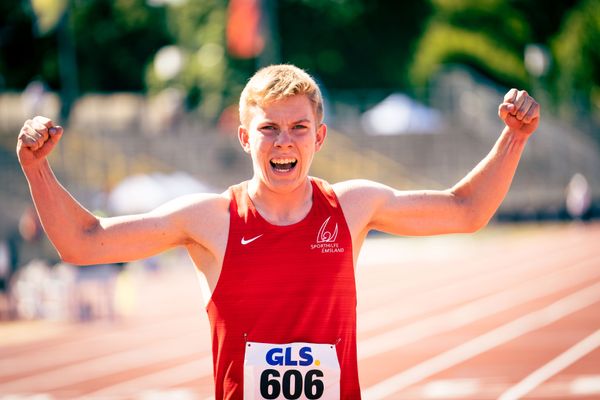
[238,95,327,194]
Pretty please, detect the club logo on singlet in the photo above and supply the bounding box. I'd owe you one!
[317,217,338,243]
[310,217,344,254]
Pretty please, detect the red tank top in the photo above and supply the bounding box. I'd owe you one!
[206,177,360,399]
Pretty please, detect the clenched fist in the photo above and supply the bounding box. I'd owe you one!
[17,116,63,168]
[498,89,540,137]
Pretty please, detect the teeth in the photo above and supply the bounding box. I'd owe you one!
[271,158,297,164]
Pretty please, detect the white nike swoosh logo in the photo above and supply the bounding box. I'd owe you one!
[241,234,263,245]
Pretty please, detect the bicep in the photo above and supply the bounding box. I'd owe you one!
[371,187,476,235]
[340,180,475,237]
[92,212,185,262]
[68,194,216,265]
[65,211,183,265]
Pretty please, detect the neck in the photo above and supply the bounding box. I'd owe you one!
[247,177,313,225]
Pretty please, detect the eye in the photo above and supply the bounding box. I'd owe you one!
[259,125,278,134]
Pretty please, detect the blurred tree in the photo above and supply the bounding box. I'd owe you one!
[145,0,253,120]
[3,0,596,131]
[0,0,171,94]
[71,0,172,92]
[409,0,581,96]
[145,0,433,121]
[278,0,432,91]
[0,1,59,90]
[551,0,600,135]
[509,0,580,43]
[0,1,435,120]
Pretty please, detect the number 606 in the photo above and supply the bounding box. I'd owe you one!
[260,369,324,399]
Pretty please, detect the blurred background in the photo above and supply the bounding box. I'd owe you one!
[0,0,599,398]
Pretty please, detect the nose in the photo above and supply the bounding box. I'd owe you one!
[274,129,293,148]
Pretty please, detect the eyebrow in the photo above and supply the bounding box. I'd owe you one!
[293,119,312,124]
[259,118,312,125]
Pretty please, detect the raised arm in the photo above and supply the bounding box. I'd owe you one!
[337,89,540,238]
[17,116,227,265]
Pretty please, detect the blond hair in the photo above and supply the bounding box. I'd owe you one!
[239,64,324,127]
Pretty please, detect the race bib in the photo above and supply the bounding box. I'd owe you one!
[244,341,341,400]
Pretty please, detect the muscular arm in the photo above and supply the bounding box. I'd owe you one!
[23,160,197,264]
[18,117,225,265]
[337,89,540,238]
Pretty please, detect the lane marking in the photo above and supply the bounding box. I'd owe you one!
[358,240,590,334]
[361,280,600,400]
[358,256,600,360]
[0,321,75,348]
[421,379,480,399]
[84,356,213,397]
[570,375,600,395]
[137,389,197,400]
[0,315,206,379]
[0,333,207,392]
[498,328,600,400]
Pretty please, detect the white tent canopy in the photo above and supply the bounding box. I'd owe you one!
[361,93,445,136]
[107,172,213,215]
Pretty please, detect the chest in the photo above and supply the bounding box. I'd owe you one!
[213,211,356,321]
[227,214,352,276]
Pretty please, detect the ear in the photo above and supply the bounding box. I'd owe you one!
[238,125,251,154]
[315,123,327,152]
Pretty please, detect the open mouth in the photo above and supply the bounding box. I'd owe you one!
[270,157,298,173]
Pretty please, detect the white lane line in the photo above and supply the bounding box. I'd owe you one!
[0,333,207,392]
[420,378,480,399]
[83,355,213,397]
[498,328,600,400]
[0,315,205,378]
[136,389,197,400]
[358,256,600,360]
[570,375,600,395]
[357,241,588,334]
[361,280,600,400]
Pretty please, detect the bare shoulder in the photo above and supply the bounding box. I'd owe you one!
[150,191,230,245]
[150,191,231,281]
[332,179,393,207]
[159,190,230,222]
[332,179,438,209]
[331,179,392,238]
[332,179,388,194]
[152,191,230,216]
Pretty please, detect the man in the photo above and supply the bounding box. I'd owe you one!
[17,64,539,399]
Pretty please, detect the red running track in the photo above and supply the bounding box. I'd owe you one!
[0,223,599,399]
